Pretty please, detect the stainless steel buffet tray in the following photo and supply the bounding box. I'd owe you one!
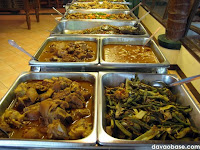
[51,20,149,37]
[99,37,170,74]
[29,36,99,71]
[98,72,200,146]
[75,0,126,2]
[0,72,98,148]
[74,0,126,3]
[64,10,137,20]
[68,2,129,10]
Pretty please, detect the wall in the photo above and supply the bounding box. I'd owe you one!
[139,6,200,93]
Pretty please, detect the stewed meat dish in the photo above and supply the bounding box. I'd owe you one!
[0,77,94,140]
[38,41,96,62]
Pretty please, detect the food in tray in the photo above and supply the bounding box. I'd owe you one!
[69,1,127,9]
[103,45,159,63]
[0,77,94,140]
[66,12,135,20]
[77,0,124,2]
[105,75,200,141]
[67,25,145,35]
[38,41,96,62]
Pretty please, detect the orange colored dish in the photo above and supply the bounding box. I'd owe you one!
[103,45,159,63]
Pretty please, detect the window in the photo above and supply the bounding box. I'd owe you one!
[142,0,200,61]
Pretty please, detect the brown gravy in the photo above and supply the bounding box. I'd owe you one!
[103,44,159,63]
[38,41,97,62]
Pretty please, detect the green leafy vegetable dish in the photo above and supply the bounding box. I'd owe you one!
[105,75,200,141]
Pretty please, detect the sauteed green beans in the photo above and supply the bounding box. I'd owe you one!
[105,75,200,141]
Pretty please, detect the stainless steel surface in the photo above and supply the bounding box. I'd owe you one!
[0,72,98,148]
[29,36,99,69]
[151,74,200,88]
[98,72,200,146]
[99,37,169,73]
[108,2,132,5]
[51,20,149,37]
[8,40,37,61]
[64,10,137,20]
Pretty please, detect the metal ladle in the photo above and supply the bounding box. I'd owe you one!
[151,74,200,88]
[8,40,38,61]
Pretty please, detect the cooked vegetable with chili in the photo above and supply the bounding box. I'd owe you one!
[66,12,135,20]
[67,25,145,35]
[38,41,96,62]
[70,1,127,9]
[0,77,94,140]
[105,75,200,141]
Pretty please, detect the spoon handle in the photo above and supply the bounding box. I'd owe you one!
[130,2,142,12]
[52,7,64,17]
[8,40,37,60]
[143,27,160,46]
[169,74,200,86]
[135,11,150,25]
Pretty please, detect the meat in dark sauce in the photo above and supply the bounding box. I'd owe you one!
[38,41,96,62]
[0,77,94,140]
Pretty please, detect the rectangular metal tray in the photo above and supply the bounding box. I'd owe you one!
[98,72,200,146]
[67,2,129,10]
[0,72,98,148]
[99,37,170,74]
[51,20,149,37]
[29,36,99,70]
[63,10,137,20]
[75,0,126,3]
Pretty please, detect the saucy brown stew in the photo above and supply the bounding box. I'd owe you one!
[0,77,94,140]
[103,45,159,63]
[38,41,97,62]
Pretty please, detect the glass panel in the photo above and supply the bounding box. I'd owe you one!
[142,0,168,19]
[152,0,168,18]
[186,2,200,50]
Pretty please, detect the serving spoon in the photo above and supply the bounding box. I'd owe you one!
[8,40,38,61]
[0,128,9,138]
[151,74,200,88]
